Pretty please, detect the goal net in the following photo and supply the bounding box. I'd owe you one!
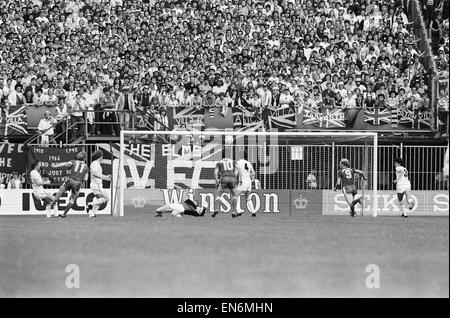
[112,130,378,217]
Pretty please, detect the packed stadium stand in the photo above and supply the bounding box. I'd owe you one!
[0,0,448,144]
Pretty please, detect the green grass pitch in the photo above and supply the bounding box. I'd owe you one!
[0,213,448,297]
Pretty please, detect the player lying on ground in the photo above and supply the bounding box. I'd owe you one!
[86,150,111,218]
[50,151,89,218]
[235,156,257,217]
[394,158,415,218]
[212,157,241,218]
[155,199,207,217]
[30,159,56,218]
[333,158,367,217]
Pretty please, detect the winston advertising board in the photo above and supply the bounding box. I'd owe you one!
[123,189,323,216]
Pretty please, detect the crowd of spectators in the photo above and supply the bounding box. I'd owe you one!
[0,0,442,141]
[424,0,449,136]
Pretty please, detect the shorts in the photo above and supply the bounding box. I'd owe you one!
[220,176,237,190]
[237,179,252,192]
[168,203,185,216]
[33,189,52,201]
[59,179,82,201]
[91,183,108,197]
[342,185,357,196]
[396,182,411,194]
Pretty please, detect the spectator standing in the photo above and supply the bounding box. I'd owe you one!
[38,111,57,145]
[7,172,23,189]
[115,86,135,131]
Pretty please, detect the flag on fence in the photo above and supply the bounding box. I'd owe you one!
[0,105,28,137]
[398,108,433,130]
[364,107,392,126]
[233,106,264,131]
[135,106,157,130]
[302,108,346,128]
[172,107,205,130]
[269,103,296,129]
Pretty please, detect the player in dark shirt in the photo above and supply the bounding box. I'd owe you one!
[334,158,367,217]
[212,157,240,218]
[51,151,89,218]
[155,199,206,217]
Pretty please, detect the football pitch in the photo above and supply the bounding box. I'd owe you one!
[0,213,448,298]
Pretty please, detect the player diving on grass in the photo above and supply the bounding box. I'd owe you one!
[235,156,257,217]
[86,150,111,218]
[155,198,207,217]
[394,158,415,218]
[212,157,241,218]
[30,159,56,218]
[333,158,367,217]
[50,151,89,218]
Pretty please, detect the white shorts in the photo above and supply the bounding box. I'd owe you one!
[168,203,185,216]
[397,182,411,194]
[33,189,51,201]
[237,180,252,192]
[91,183,109,199]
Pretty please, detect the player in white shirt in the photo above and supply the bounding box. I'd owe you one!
[86,150,111,218]
[394,158,415,218]
[235,157,257,217]
[29,160,56,218]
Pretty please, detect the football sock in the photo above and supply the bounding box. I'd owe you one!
[93,198,106,212]
[63,203,73,216]
[401,204,408,216]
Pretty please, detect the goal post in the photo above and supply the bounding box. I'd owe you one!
[114,130,378,217]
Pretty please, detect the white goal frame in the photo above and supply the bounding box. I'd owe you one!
[117,130,378,217]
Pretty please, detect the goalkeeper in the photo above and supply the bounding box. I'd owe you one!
[155,199,207,217]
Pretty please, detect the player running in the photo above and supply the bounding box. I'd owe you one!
[334,158,367,217]
[50,151,89,218]
[394,158,415,218]
[155,198,207,217]
[235,157,256,216]
[86,150,111,218]
[29,160,56,218]
[212,157,240,218]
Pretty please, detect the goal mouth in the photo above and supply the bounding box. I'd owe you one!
[113,130,378,217]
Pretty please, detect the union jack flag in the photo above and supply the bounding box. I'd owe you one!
[233,106,264,131]
[0,105,28,137]
[269,104,297,129]
[303,108,346,128]
[172,107,205,130]
[364,108,392,126]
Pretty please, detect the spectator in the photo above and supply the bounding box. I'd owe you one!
[0,0,442,140]
[7,171,22,189]
[69,93,86,141]
[306,170,318,190]
[38,111,57,145]
[100,88,120,136]
[8,84,25,107]
[115,86,135,131]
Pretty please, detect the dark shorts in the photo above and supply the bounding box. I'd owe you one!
[220,176,237,190]
[343,185,357,196]
[59,179,83,198]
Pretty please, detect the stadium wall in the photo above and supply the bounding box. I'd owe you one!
[0,188,447,216]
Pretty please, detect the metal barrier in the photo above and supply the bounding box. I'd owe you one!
[22,143,448,191]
